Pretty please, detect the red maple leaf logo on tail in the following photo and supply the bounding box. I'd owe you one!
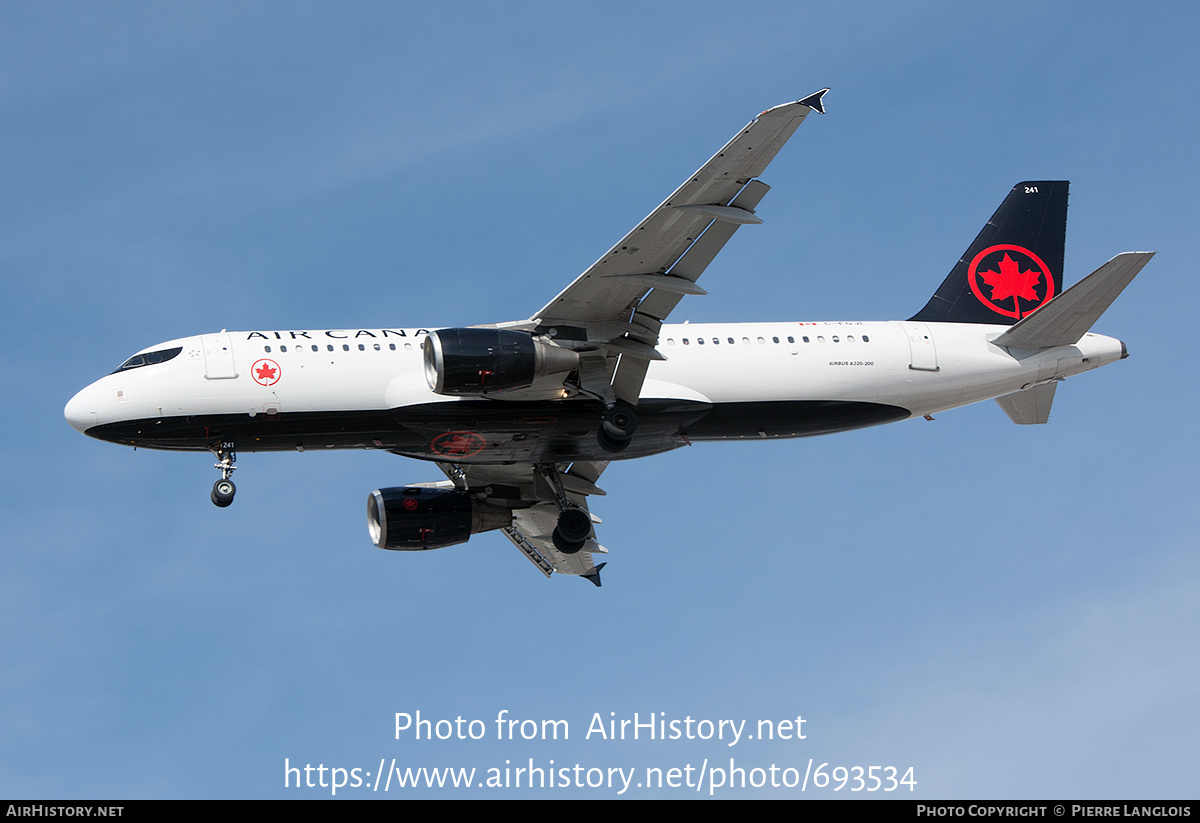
[967,244,1055,319]
[979,252,1044,303]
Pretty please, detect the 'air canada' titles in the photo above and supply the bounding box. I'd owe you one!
[245,329,430,341]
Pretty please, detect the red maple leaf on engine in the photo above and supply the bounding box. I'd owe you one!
[255,362,277,381]
[979,252,1043,303]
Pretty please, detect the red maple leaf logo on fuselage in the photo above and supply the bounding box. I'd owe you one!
[250,359,281,386]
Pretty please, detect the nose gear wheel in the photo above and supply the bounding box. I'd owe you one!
[209,444,237,507]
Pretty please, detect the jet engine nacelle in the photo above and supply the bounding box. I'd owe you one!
[423,328,579,396]
[368,486,512,551]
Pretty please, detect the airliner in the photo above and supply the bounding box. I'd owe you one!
[64,90,1152,585]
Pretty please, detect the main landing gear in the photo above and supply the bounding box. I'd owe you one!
[537,464,594,555]
[552,508,592,555]
[597,401,638,452]
[210,444,237,507]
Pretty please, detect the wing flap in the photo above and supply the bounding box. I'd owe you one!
[438,461,611,584]
[633,179,772,324]
[609,179,774,404]
[508,502,606,580]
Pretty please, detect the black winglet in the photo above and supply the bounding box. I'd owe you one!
[582,562,606,587]
[798,88,829,114]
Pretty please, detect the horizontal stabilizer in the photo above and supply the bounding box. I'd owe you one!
[995,381,1058,424]
[993,252,1154,349]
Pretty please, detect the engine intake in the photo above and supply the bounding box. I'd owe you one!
[368,486,512,551]
[423,328,579,396]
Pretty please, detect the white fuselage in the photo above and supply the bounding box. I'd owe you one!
[65,320,1125,453]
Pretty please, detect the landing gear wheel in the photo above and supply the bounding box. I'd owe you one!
[597,402,638,452]
[209,444,237,508]
[552,508,592,555]
[211,478,236,508]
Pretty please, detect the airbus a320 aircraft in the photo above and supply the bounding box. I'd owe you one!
[65,90,1152,586]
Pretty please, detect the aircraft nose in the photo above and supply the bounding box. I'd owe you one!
[64,385,97,433]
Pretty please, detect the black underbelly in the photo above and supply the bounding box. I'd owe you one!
[683,400,910,440]
[84,398,909,461]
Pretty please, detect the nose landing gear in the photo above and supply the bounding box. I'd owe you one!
[210,444,237,507]
[211,478,236,507]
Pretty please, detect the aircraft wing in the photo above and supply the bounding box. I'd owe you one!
[526,90,828,403]
[437,460,611,586]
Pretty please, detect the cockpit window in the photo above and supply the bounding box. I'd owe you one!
[112,346,183,374]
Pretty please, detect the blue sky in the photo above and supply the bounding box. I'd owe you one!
[3,1,1197,798]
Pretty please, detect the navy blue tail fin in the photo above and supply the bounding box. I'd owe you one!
[909,181,1068,325]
